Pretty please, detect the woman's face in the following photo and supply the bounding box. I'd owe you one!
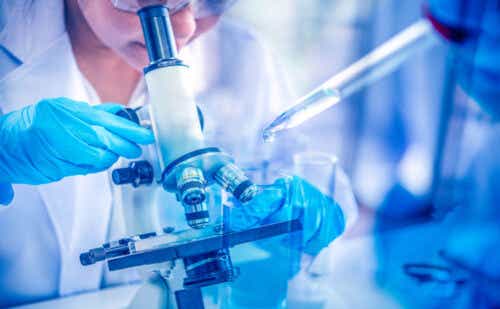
[75,0,219,69]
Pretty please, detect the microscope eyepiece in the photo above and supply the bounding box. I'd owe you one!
[138,5,178,63]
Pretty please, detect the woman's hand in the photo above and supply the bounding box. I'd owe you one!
[0,98,154,186]
[229,175,346,256]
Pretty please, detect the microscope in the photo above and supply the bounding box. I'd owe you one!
[80,4,302,308]
[110,4,258,230]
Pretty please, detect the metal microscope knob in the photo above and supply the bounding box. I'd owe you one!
[112,160,154,187]
[80,248,106,266]
[183,248,237,288]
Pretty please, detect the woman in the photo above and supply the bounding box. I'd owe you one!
[0,0,357,307]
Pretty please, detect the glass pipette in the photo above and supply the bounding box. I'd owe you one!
[263,19,439,141]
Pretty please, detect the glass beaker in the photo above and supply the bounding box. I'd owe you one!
[292,151,338,196]
[287,152,342,308]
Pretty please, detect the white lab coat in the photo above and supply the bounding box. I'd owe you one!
[0,1,357,307]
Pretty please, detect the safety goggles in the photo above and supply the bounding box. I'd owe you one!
[111,0,237,18]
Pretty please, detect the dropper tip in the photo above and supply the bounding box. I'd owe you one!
[262,129,276,143]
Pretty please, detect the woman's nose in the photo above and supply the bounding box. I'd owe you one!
[170,4,196,49]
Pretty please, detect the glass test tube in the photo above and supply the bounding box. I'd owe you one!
[263,19,439,141]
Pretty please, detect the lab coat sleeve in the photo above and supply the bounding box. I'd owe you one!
[468,127,500,210]
[440,126,500,298]
[0,49,19,206]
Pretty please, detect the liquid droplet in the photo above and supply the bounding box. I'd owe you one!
[262,129,276,143]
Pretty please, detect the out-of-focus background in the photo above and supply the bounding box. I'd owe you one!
[227,0,453,213]
[223,1,495,307]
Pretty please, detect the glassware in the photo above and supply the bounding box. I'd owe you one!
[287,152,340,308]
[293,151,338,196]
[263,19,438,141]
[111,0,237,18]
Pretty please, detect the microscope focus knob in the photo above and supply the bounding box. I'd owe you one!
[112,160,154,187]
[80,248,106,266]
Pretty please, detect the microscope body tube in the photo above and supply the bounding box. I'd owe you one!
[138,5,205,170]
[145,65,205,170]
[145,64,211,229]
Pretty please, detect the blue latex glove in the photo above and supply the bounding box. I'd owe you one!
[222,176,345,308]
[0,98,154,203]
[428,0,500,118]
[229,175,346,256]
[0,183,14,205]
